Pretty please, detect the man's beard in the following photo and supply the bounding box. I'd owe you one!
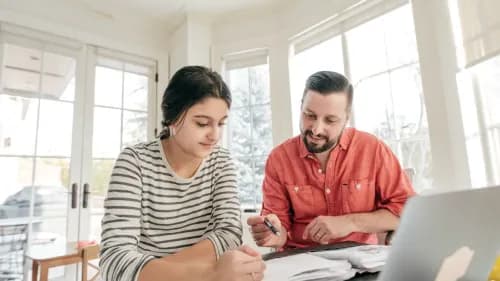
[302,129,337,153]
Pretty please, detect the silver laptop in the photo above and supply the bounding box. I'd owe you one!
[378,186,500,281]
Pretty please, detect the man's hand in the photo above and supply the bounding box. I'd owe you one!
[247,214,286,248]
[213,245,265,281]
[303,215,356,244]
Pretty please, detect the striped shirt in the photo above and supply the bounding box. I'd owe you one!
[99,139,243,281]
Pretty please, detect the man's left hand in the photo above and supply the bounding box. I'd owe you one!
[302,215,356,244]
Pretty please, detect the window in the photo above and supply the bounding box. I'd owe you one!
[457,55,500,187]
[225,57,272,210]
[290,4,432,191]
[89,54,154,240]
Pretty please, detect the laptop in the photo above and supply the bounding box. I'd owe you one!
[378,185,500,281]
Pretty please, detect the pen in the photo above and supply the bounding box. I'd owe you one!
[264,217,281,236]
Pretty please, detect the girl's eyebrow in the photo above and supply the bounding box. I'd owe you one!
[193,115,228,121]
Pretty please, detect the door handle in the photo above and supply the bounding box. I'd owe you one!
[71,183,78,209]
[83,183,90,208]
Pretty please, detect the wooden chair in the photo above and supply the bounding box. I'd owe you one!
[81,244,100,281]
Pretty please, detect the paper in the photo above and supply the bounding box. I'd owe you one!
[264,253,356,281]
[312,245,390,272]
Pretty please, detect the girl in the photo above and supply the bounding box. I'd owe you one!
[100,66,265,281]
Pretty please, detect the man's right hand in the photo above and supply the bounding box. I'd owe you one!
[213,245,265,281]
[247,214,285,248]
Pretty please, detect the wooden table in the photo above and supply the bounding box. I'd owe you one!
[27,242,82,281]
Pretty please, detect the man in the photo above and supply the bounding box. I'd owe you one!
[248,71,415,249]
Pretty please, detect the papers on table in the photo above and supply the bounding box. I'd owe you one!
[264,245,390,281]
[312,245,390,272]
[264,253,355,281]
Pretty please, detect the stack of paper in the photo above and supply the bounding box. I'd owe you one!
[264,253,356,281]
[312,245,390,272]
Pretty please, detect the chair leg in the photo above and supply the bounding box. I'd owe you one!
[82,263,87,281]
[39,266,48,281]
[32,261,38,281]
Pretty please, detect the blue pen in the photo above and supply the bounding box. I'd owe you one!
[264,217,280,236]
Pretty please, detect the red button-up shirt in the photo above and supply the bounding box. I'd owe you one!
[261,128,415,249]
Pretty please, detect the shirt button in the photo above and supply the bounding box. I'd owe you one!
[318,169,323,174]
[325,188,331,194]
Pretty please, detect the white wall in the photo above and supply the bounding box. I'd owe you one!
[168,13,213,76]
[169,19,189,76]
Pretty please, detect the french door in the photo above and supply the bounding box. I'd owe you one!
[0,24,156,281]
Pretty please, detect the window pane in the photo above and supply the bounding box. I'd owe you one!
[2,44,42,94]
[466,137,487,187]
[467,55,500,185]
[94,66,122,108]
[92,107,121,158]
[33,158,70,217]
[122,110,147,148]
[0,157,33,219]
[235,157,254,209]
[32,218,67,242]
[37,100,73,157]
[473,56,500,127]
[227,63,273,209]
[390,65,427,139]
[347,16,387,82]
[352,74,393,138]
[229,108,252,158]
[383,5,419,68]
[42,52,76,102]
[90,160,114,196]
[253,156,266,208]
[0,95,38,155]
[399,139,433,192]
[228,68,250,108]
[249,65,270,105]
[252,105,273,156]
[124,72,148,111]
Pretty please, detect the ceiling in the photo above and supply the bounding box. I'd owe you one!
[79,0,289,30]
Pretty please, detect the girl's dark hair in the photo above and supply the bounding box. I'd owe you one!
[159,66,231,139]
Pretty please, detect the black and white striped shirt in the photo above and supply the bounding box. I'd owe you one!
[99,139,243,281]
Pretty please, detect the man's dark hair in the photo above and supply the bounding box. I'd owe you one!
[302,71,353,111]
[159,65,231,139]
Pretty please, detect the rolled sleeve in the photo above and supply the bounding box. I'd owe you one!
[375,142,416,217]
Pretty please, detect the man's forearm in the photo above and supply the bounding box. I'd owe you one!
[347,209,400,233]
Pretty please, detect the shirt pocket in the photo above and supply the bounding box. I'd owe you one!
[341,178,376,213]
[286,184,315,220]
